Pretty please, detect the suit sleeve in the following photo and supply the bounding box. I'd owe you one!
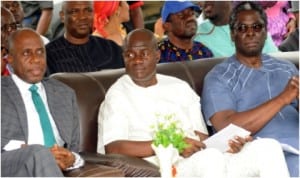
[1,86,27,151]
[68,90,81,153]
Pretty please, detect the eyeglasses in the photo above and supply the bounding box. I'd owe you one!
[1,23,17,33]
[234,23,265,33]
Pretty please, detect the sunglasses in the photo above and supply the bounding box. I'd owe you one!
[1,23,17,33]
[234,23,265,33]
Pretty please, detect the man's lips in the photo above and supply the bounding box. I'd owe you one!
[78,23,90,28]
[30,68,44,75]
[245,41,259,48]
[186,21,197,27]
[132,65,145,72]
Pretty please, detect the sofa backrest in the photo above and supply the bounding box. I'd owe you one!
[50,52,299,152]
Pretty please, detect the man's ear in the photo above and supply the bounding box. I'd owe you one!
[155,49,161,63]
[162,22,171,33]
[59,11,65,23]
[6,54,13,65]
[230,31,235,43]
[263,32,267,42]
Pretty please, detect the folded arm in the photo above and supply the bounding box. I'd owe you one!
[105,140,154,158]
[210,76,299,134]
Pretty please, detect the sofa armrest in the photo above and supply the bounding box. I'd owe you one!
[63,162,124,177]
[80,152,160,177]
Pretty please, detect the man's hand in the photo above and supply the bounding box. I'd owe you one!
[227,135,253,153]
[280,76,299,105]
[50,144,75,170]
[181,137,206,158]
[285,18,296,38]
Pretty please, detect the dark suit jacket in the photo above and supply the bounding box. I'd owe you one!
[1,76,80,152]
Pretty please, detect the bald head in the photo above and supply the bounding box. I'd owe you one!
[8,28,43,54]
[7,28,46,84]
[122,28,160,87]
[123,28,158,51]
[61,1,93,11]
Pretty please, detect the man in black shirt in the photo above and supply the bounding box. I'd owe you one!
[46,1,124,75]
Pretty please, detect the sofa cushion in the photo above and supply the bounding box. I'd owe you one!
[80,152,160,177]
[63,162,125,177]
[50,73,106,152]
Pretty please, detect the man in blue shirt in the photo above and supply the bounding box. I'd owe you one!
[201,2,299,177]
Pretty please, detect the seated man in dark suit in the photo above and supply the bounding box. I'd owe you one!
[45,1,124,75]
[1,28,83,176]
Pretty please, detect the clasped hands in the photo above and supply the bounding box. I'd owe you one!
[50,144,75,171]
[180,131,253,158]
[20,144,75,170]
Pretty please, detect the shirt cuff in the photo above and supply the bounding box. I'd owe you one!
[65,152,85,171]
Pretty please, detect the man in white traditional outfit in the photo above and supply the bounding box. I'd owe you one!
[97,28,289,178]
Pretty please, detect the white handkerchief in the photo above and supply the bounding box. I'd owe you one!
[3,140,25,151]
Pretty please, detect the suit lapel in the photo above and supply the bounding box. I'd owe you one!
[43,80,69,144]
[3,77,29,142]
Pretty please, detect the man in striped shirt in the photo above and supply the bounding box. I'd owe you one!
[201,2,299,177]
[45,1,124,75]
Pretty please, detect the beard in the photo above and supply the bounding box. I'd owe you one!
[175,20,197,39]
[236,45,263,57]
[68,25,92,39]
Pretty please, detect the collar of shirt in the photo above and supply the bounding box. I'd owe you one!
[11,74,43,94]
[11,74,64,147]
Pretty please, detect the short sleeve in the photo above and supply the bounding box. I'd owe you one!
[97,90,129,154]
[201,71,237,124]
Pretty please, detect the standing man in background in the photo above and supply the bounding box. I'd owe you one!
[123,1,144,33]
[1,1,24,29]
[1,7,17,76]
[21,1,53,37]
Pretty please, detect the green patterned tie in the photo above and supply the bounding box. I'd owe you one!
[29,84,56,147]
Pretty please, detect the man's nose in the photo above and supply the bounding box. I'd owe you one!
[245,27,255,36]
[29,54,42,64]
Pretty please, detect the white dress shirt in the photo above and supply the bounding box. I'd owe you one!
[12,74,64,146]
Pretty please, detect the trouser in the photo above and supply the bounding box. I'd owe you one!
[1,144,63,177]
[224,138,289,178]
[176,148,226,177]
[284,151,299,177]
[176,138,289,178]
